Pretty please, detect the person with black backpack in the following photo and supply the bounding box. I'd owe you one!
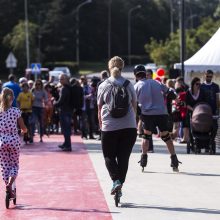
[97,56,137,200]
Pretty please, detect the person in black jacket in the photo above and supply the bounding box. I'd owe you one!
[201,70,220,151]
[54,74,72,151]
[70,77,83,135]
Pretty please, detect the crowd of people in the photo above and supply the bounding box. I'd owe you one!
[0,57,219,202]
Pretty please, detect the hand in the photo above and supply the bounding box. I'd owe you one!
[21,128,28,134]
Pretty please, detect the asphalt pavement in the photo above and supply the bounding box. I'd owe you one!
[85,136,220,220]
[0,134,220,220]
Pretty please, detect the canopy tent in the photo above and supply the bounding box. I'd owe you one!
[174,27,220,84]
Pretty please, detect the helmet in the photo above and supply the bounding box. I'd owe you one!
[133,64,146,75]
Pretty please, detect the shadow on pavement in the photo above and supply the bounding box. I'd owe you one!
[141,170,220,177]
[120,203,220,214]
[21,141,87,155]
[13,204,119,214]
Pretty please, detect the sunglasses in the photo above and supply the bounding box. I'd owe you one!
[36,83,41,85]
[206,75,213,78]
[195,83,201,86]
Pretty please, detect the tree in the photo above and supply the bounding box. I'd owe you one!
[145,17,220,68]
[3,20,38,70]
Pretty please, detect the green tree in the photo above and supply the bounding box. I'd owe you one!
[3,20,38,69]
[145,17,220,68]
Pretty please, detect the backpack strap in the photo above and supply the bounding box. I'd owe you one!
[106,79,113,86]
[123,80,130,88]
[107,79,130,87]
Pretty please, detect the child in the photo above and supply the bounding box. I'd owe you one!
[17,82,34,143]
[0,88,27,198]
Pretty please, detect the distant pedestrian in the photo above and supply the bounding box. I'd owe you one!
[80,76,96,139]
[97,56,137,198]
[0,88,27,198]
[95,70,109,140]
[17,82,34,143]
[54,74,72,151]
[201,70,220,151]
[3,74,21,107]
[31,79,48,142]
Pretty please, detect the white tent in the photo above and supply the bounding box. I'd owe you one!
[174,27,220,84]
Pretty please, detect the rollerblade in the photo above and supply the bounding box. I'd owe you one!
[138,154,148,172]
[114,189,122,207]
[111,180,122,207]
[170,154,182,172]
[5,182,16,209]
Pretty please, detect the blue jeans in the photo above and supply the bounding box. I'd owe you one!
[31,107,44,138]
[60,112,72,148]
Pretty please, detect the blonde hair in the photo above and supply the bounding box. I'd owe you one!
[0,88,14,112]
[166,79,175,88]
[108,56,124,77]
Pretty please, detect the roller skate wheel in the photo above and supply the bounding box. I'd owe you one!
[173,167,179,172]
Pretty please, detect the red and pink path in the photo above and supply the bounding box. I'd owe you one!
[0,135,113,220]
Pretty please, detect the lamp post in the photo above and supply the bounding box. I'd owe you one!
[24,0,30,68]
[128,5,141,66]
[179,0,185,77]
[108,0,112,60]
[76,0,92,67]
[169,0,174,34]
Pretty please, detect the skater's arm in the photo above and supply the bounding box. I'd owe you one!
[98,104,102,130]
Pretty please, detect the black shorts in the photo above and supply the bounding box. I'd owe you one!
[141,114,169,133]
[181,116,189,128]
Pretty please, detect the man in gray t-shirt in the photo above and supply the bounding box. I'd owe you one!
[134,65,181,172]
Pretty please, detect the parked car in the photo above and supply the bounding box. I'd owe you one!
[25,68,50,81]
[145,63,158,73]
[53,67,71,77]
[48,70,64,83]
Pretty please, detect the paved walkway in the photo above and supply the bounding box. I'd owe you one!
[86,137,220,220]
[1,134,220,220]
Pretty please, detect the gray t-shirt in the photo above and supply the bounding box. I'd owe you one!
[97,76,137,131]
[134,78,168,115]
[32,89,48,108]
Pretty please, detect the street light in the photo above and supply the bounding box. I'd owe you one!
[108,0,112,60]
[179,0,185,77]
[169,0,174,34]
[128,5,141,66]
[76,0,92,67]
[24,0,30,68]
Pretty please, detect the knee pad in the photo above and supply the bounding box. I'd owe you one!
[142,133,152,140]
[161,133,171,142]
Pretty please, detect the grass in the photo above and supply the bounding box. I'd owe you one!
[79,61,107,75]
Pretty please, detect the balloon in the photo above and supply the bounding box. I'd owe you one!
[157,68,165,77]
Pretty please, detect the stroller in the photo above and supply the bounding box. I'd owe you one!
[187,103,216,154]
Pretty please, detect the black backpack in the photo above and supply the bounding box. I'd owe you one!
[107,79,130,118]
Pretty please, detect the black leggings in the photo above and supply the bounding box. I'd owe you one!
[101,128,137,184]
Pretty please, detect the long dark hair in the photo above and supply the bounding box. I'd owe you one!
[191,77,200,95]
